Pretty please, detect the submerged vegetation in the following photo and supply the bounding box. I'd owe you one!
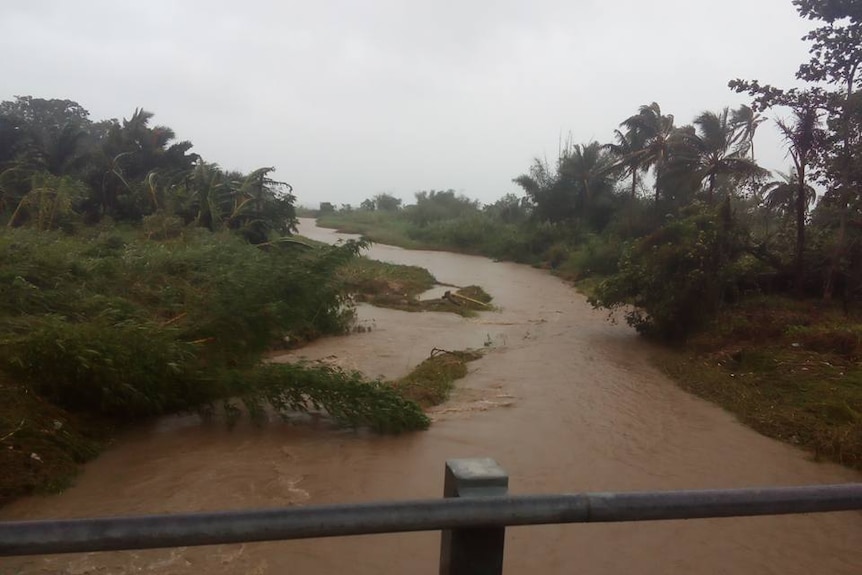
[313,0,862,469]
[335,256,493,316]
[0,98,495,503]
[393,349,484,407]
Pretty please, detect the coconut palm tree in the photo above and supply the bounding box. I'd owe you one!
[777,103,823,294]
[675,108,768,203]
[760,170,816,215]
[621,102,677,205]
[227,167,297,242]
[730,104,765,160]
[604,128,646,199]
[555,141,619,230]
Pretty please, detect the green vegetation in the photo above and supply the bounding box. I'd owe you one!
[228,363,429,434]
[311,1,862,469]
[0,375,105,504]
[659,296,862,468]
[0,225,438,501]
[337,258,436,305]
[335,256,494,316]
[0,228,362,417]
[392,349,483,407]
[0,99,471,504]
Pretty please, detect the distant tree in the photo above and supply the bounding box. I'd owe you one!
[319,202,335,214]
[484,193,531,224]
[730,104,766,160]
[0,96,94,181]
[373,193,402,211]
[513,158,557,220]
[557,141,618,229]
[408,189,479,225]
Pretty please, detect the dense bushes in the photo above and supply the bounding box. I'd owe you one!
[0,228,361,417]
[589,203,760,340]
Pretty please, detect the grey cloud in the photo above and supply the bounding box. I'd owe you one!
[1,0,812,206]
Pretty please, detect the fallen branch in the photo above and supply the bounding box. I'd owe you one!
[443,290,491,308]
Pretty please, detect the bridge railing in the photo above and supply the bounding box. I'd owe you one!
[1,458,861,574]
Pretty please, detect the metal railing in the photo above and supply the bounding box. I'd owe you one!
[1,458,861,574]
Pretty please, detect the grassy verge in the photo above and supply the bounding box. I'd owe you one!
[656,296,862,469]
[336,258,436,305]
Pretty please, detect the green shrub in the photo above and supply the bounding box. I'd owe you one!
[569,234,623,278]
[0,228,362,417]
[2,314,206,416]
[589,204,749,340]
[236,363,430,433]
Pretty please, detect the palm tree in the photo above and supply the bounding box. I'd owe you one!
[513,158,560,222]
[555,141,618,230]
[676,108,768,203]
[760,170,816,215]
[559,141,616,203]
[776,104,822,295]
[730,104,765,160]
[604,128,646,199]
[188,161,228,230]
[227,167,296,242]
[621,102,677,205]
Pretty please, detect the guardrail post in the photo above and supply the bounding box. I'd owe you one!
[439,458,509,575]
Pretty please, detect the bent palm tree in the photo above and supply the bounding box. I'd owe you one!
[621,102,676,205]
[676,108,768,203]
[604,128,646,198]
[730,104,765,160]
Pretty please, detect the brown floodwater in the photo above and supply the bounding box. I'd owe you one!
[1,218,861,574]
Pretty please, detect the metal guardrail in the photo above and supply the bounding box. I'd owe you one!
[1,458,861,574]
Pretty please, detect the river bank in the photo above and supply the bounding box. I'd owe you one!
[317,214,862,472]
[1,219,861,575]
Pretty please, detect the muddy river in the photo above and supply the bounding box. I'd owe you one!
[1,219,860,574]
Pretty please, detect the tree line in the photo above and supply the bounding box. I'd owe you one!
[318,0,862,339]
[0,98,296,243]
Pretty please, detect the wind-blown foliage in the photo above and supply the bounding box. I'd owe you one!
[673,107,768,203]
[0,228,364,413]
[0,98,296,241]
[620,102,677,205]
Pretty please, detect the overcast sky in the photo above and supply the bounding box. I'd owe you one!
[1,0,813,206]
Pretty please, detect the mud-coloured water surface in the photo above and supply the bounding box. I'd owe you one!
[1,219,860,575]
